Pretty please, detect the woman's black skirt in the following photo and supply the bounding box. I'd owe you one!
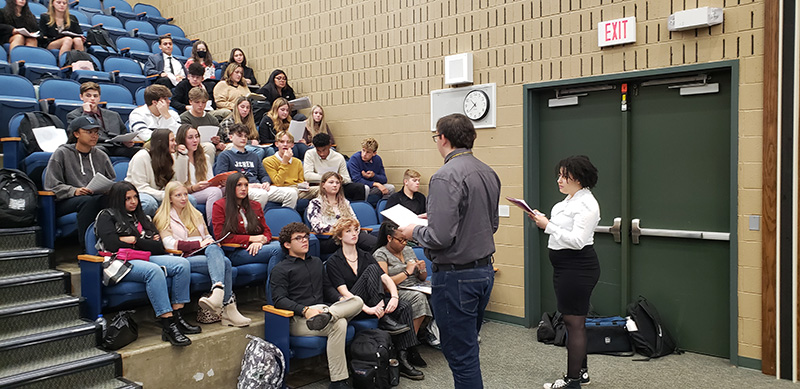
[549,245,600,315]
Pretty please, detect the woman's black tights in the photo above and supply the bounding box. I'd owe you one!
[563,314,588,379]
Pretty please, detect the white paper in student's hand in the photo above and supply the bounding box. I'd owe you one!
[204,100,213,111]
[288,96,311,110]
[381,204,428,227]
[86,173,114,194]
[197,126,218,143]
[109,131,139,143]
[288,120,306,142]
[32,126,67,152]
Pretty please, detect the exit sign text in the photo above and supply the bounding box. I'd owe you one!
[598,17,636,47]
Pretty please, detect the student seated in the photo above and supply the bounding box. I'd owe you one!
[257,69,296,115]
[213,63,250,112]
[219,96,266,159]
[95,181,199,347]
[221,48,257,86]
[44,116,115,247]
[129,84,181,142]
[0,0,39,53]
[144,34,185,87]
[174,124,222,224]
[304,133,365,202]
[270,222,364,389]
[171,62,218,115]
[301,104,335,146]
[347,137,395,206]
[384,169,426,216]
[127,129,197,216]
[179,87,220,135]
[213,123,297,209]
[183,40,215,80]
[212,172,282,269]
[262,131,317,200]
[67,82,141,159]
[39,0,84,58]
[326,217,424,381]
[154,182,250,327]
[258,97,308,159]
[307,172,377,256]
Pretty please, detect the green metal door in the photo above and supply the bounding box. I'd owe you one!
[533,70,732,357]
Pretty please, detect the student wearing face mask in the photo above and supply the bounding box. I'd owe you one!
[184,40,215,80]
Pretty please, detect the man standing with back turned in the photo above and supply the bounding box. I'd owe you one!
[398,113,501,388]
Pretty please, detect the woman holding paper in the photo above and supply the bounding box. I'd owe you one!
[0,0,40,52]
[307,171,377,255]
[213,63,250,111]
[154,182,250,327]
[529,155,601,389]
[174,124,222,224]
[39,0,84,58]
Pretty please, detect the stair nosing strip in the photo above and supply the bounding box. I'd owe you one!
[0,353,119,388]
[0,296,81,317]
[0,271,67,288]
[0,322,97,351]
[0,248,53,259]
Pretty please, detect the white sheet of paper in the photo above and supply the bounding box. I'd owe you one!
[399,284,432,294]
[32,126,67,152]
[381,204,428,227]
[288,120,306,142]
[197,126,219,143]
[109,131,139,143]
[86,173,114,194]
[288,96,311,110]
[17,28,40,38]
[204,100,213,111]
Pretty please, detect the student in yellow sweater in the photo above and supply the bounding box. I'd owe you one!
[262,131,318,200]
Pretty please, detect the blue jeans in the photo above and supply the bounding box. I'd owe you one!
[246,145,266,160]
[139,193,198,217]
[227,241,282,266]
[430,264,494,389]
[125,255,191,317]
[186,244,233,303]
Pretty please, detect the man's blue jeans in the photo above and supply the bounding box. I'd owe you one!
[430,263,494,389]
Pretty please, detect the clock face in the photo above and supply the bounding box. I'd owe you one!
[463,90,490,121]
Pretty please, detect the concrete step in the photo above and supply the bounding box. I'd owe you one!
[0,248,53,279]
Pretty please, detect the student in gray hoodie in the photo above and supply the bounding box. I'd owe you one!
[44,116,116,247]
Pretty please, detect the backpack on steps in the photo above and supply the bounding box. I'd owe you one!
[237,335,285,389]
[627,296,680,359]
[349,329,393,389]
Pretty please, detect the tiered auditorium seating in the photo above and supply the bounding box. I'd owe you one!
[91,14,129,41]
[9,46,62,82]
[38,78,84,126]
[125,19,160,47]
[104,57,155,95]
[133,2,172,26]
[98,83,137,123]
[0,75,38,137]
[116,36,152,63]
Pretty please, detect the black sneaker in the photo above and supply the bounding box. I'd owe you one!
[543,376,581,389]
[307,312,333,331]
[579,368,590,385]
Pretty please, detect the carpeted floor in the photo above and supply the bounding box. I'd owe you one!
[296,320,795,388]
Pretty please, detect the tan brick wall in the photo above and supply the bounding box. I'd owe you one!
[149,0,764,360]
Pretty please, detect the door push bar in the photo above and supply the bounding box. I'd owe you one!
[630,218,730,244]
[594,217,622,243]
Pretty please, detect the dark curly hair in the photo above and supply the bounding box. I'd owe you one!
[278,222,310,255]
[555,155,598,189]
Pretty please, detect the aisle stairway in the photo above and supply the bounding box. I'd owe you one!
[0,227,139,388]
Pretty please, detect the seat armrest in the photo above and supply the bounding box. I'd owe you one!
[166,248,182,255]
[79,254,104,319]
[263,305,293,317]
[38,191,56,249]
[1,137,21,169]
[263,304,292,379]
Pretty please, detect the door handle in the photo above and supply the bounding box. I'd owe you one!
[594,217,622,243]
[630,218,729,244]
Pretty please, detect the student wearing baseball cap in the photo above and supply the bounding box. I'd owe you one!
[44,115,116,248]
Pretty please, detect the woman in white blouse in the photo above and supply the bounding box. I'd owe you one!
[530,155,600,389]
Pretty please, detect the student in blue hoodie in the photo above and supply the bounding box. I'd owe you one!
[214,123,298,209]
[346,137,395,207]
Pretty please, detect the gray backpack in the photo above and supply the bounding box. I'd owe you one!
[237,335,285,389]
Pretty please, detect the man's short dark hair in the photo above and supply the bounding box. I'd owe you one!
[555,155,598,189]
[436,113,476,149]
[158,34,172,45]
[279,222,310,254]
[143,84,172,106]
[312,133,331,148]
[228,123,250,137]
[187,62,205,77]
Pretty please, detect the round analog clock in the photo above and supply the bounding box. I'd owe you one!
[463,90,490,121]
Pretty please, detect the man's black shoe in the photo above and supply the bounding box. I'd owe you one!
[398,350,425,380]
[307,312,333,331]
[328,378,352,389]
[379,316,410,335]
[406,346,427,367]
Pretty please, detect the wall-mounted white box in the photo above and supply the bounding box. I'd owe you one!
[444,53,473,86]
[668,7,723,31]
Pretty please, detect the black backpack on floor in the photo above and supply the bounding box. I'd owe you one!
[627,296,679,359]
[349,329,393,389]
[537,311,567,346]
[0,169,38,227]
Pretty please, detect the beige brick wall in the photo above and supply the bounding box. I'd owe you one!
[150,0,764,360]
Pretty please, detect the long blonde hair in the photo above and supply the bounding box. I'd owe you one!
[230,96,258,140]
[318,171,353,218]
[154,182,205,237]
[46,0,72,28]
[267,97,290,133]
[305,104,330,138]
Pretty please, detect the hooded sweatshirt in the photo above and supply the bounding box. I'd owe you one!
[44,144,115,201]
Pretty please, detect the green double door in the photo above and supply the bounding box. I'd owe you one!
[533,70,732,357]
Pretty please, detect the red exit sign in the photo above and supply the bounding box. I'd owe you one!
[598,16,636,47]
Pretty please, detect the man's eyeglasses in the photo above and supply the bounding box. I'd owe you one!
[292,234,310,242]
[431,133,442,143]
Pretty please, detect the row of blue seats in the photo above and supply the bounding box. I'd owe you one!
[0,0,176,32]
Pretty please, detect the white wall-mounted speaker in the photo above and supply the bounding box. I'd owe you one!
[444,53,473,86]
